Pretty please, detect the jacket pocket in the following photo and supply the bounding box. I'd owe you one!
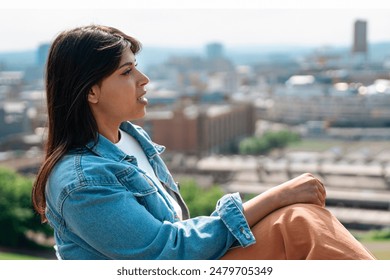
[116,167,175,222]
[116,168,158,197]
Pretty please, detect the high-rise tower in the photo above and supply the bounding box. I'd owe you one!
[206,43,224,60]
[352,20,367,54]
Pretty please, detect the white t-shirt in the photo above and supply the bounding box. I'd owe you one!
[115,129,183,220]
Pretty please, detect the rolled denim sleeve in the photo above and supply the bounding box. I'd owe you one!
[212,192,256,247]
[59,184,254,260]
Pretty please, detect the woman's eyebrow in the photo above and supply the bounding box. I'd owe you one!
[118,59,137,69]
[118,62,133,69]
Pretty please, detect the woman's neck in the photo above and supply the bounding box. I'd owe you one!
[96,122,121,143]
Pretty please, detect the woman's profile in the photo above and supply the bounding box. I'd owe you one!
[32,25,375,260]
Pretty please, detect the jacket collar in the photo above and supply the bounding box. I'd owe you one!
[85,121,165,162]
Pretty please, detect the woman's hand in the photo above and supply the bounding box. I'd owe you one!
[243,173,326,227]
[272,173,326,208]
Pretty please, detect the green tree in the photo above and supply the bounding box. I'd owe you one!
[0,167,52,247]
[179,179,225,217]
[239,130,300,155]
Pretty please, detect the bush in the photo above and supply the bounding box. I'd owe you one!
[366,228,390,241]
[0,167,52,248]
[239,130,300,155]
[179,179,225,217]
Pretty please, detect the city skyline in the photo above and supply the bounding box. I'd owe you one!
[1,5,390,53]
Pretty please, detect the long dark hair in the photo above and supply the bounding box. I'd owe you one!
[32,25,141,222]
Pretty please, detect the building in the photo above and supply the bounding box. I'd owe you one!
[351,19,368,67]
[134,102,255,156]
[206,43,224,60]
[0,71,24,101]
[205,42,234,73]
[352,20,368,54]
[37,43,51,68]
[0,101,32,141]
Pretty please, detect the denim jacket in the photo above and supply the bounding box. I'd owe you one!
[45,122,255,260]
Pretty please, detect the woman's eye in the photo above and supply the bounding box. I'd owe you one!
[123,69,132,75]
[122,63,138,75]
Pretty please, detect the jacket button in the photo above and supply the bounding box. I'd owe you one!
[240,227,251,240]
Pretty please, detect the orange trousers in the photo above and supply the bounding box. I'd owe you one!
[221,203,376,260]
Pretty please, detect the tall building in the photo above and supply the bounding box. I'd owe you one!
[206,43,224,60]
[205,42,234,74]
[352,20,368,54]
[37,43,51,67]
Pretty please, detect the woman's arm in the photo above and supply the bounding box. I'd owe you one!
[60,184,253,259]
[243,173,326,227]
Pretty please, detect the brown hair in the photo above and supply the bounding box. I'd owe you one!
[32,25,141,222]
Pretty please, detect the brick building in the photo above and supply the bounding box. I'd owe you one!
[134,102,255,156]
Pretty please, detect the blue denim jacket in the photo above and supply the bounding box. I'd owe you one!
[45,122,255,259]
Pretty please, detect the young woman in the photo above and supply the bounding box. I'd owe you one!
[32,25,375,260]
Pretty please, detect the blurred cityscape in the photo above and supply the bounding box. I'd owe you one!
[1,19,390,230]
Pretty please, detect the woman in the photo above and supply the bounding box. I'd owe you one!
[32,25,375,260]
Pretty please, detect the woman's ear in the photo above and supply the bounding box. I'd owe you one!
[88,85,100,104]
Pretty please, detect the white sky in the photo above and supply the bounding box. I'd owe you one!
[1,0,390,52]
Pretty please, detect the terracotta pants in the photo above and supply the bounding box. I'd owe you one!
[221,203,376,260]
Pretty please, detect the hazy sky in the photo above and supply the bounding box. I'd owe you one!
[1,0,390,52]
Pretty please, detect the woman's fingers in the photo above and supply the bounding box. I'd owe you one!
[280,173,327,207]
[300,173,327,207]
[315,178,326,207]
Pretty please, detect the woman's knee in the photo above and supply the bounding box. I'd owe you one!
[268,203,330,226]
[263,203,337,240]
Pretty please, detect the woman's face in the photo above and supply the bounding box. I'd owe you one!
[88,48,149,128]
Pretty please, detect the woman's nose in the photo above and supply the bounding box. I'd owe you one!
[138,71,149,87]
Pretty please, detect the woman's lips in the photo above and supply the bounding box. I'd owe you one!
[137,95,148,105]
